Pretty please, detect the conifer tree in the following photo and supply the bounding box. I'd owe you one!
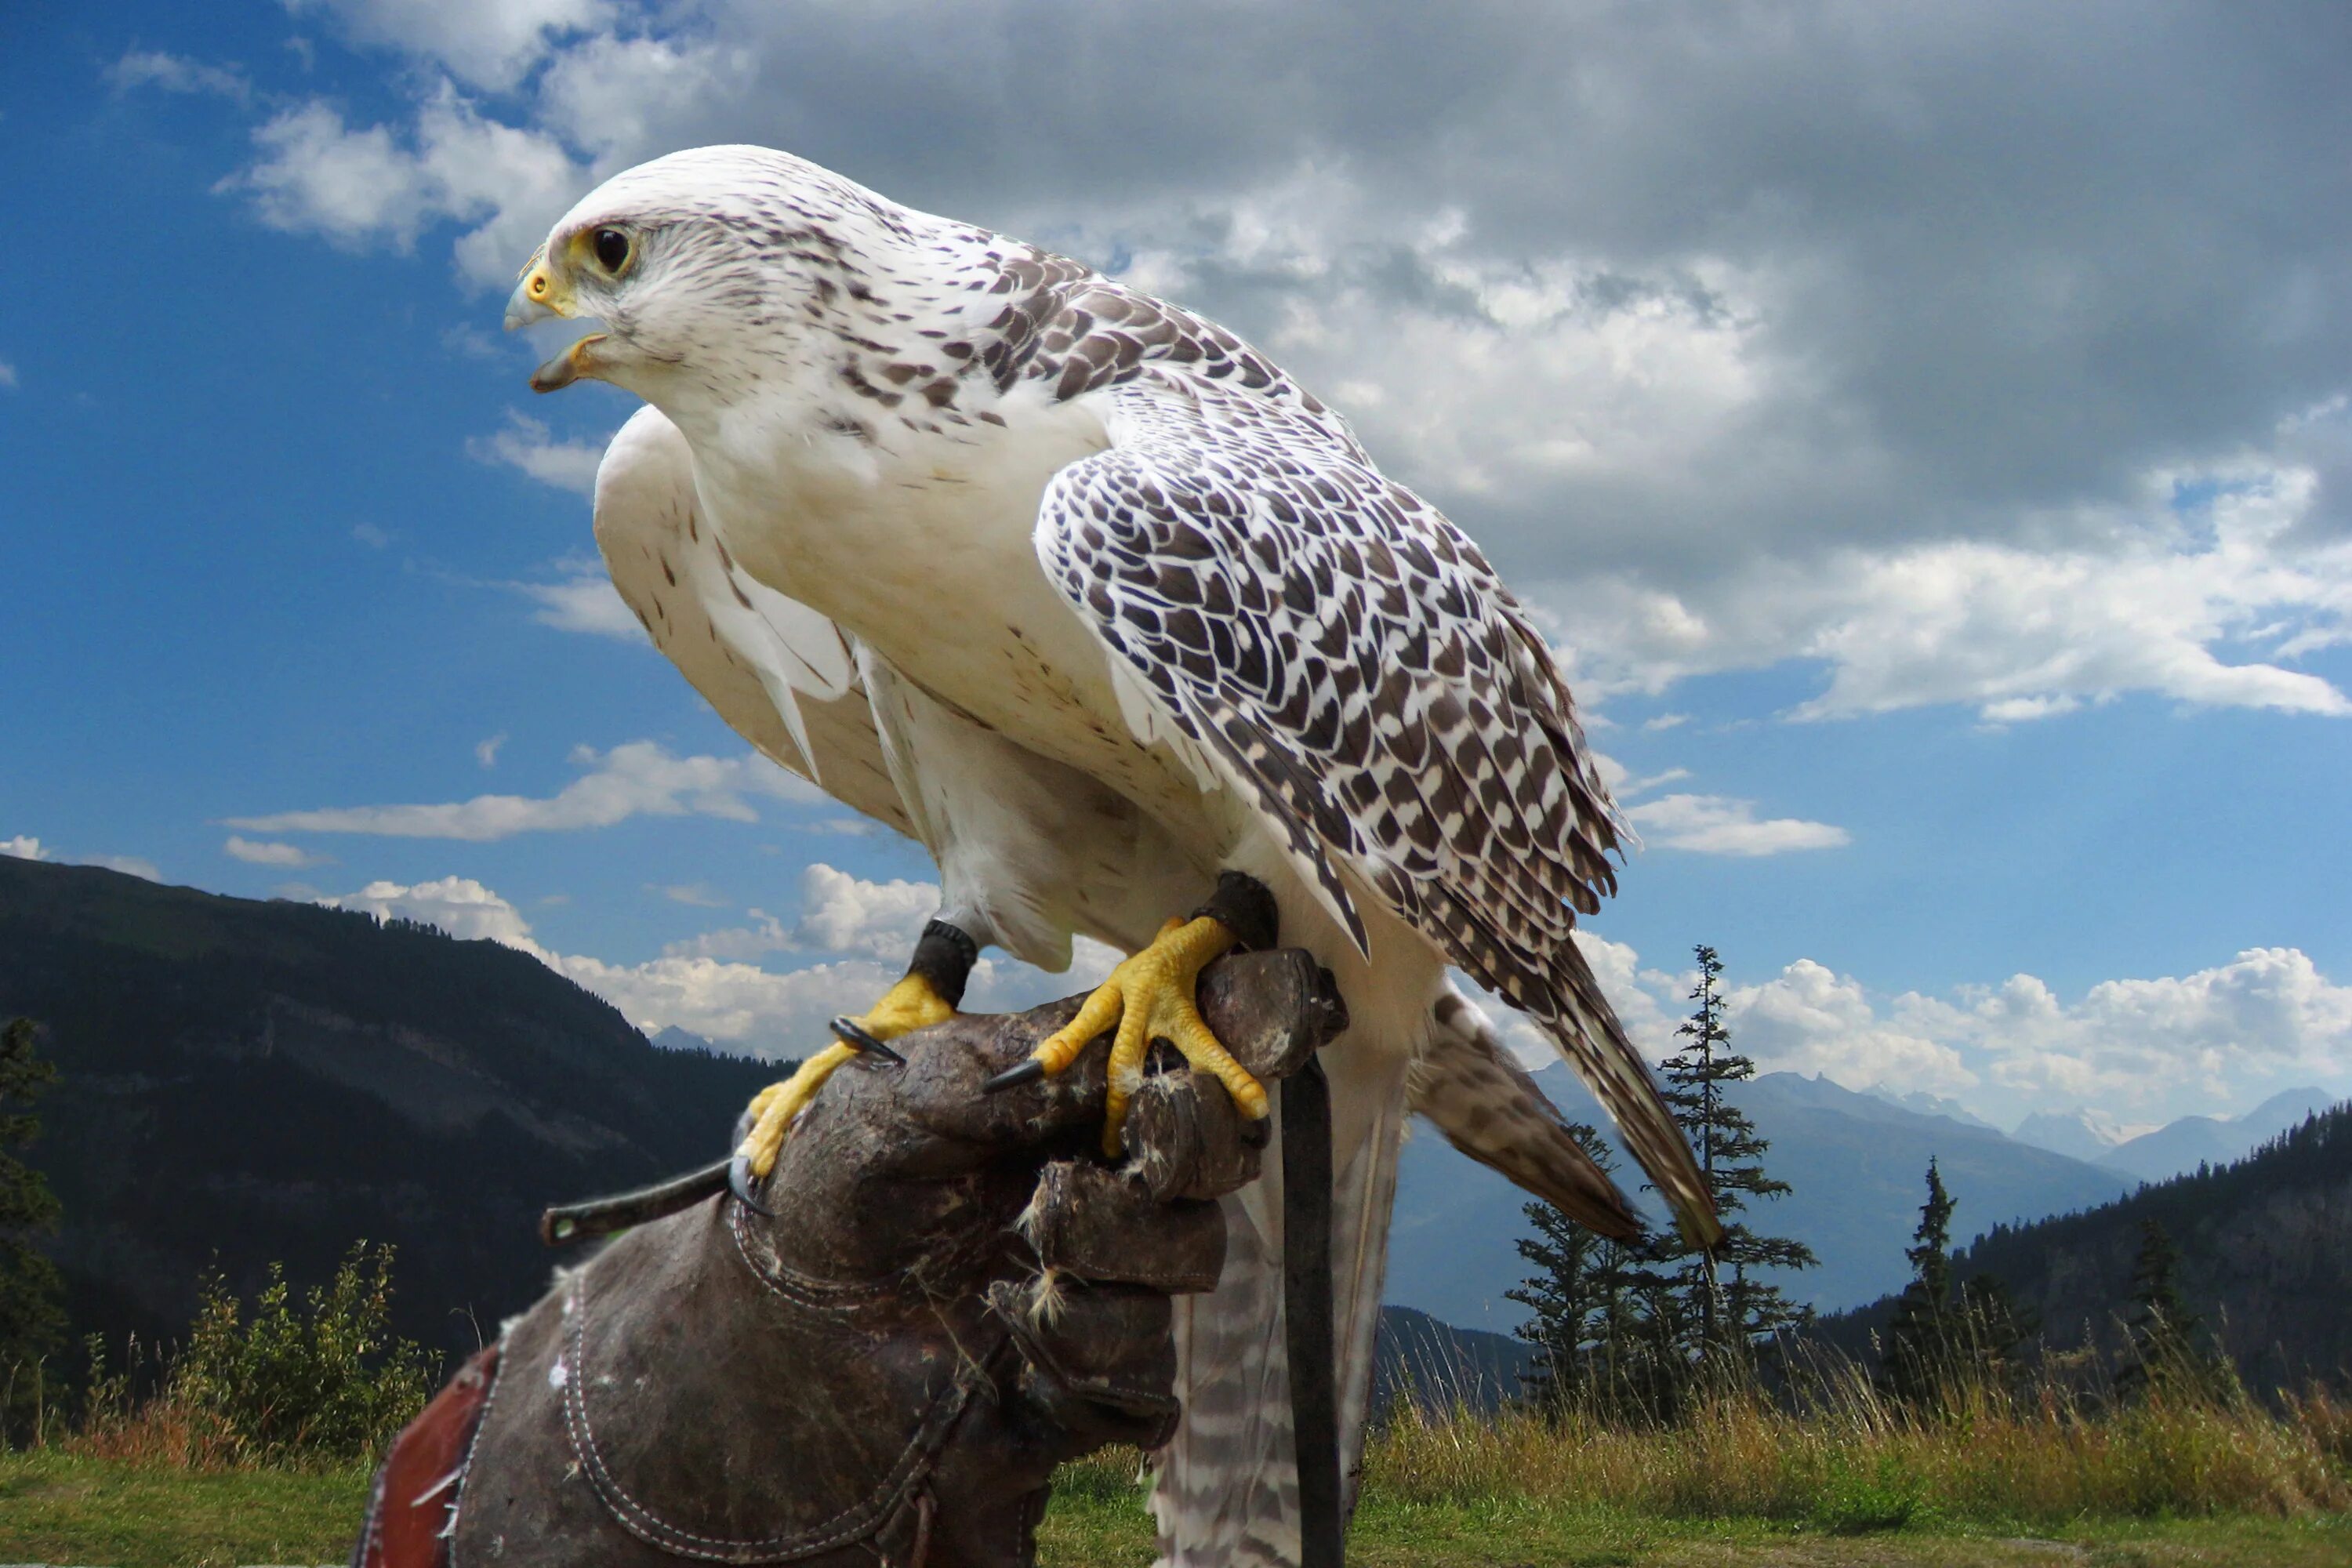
[0,1018,67,1428]
[1652,946,1815,1366]
[1882,1157,1958,1403]
[1508,1122,1639,1410]
[2122,1218,2210,1396]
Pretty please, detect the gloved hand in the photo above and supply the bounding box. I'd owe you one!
[355,949,1342,1568]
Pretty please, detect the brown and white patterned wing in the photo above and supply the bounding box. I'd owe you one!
[1035,373,1717,1243]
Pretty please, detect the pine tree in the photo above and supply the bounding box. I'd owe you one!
[1882,1157,1958,1403]
[0,1018,67,1429]
[2122,1218,2210,1396]
[1652,946,1815,1368]
[1508,1122,1639,1410]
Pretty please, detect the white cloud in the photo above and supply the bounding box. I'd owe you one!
[107,49,252,101]
[223,836,332,867]
[1538,447,2352,723]
[469,411,604,495]
[330,874,546,948]
[1723,949,2352,1125]
[475,732,506,768]
[655,881,728,908]
[666,864,935,964]
[1728,960,1981,1099]
[1,837,48,861]
[1642,713,1690,732]
[87,855,162,882]
[350,521,392,548]
[230,85,581,286]
[0,360,17,390]
[1623,793,1849,856]
[287,0,616,92]
[510,561,642,641]
[225,739,820,841]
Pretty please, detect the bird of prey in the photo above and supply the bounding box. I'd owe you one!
[509,146,1719,1565]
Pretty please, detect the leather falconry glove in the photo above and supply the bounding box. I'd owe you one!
[354,945,1342,1568]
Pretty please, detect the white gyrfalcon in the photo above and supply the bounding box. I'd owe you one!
[507,145,1719,1566]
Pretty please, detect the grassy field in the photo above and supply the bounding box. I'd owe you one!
[3,1450,2349,1568]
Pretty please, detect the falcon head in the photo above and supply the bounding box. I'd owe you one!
[503,146,904,403]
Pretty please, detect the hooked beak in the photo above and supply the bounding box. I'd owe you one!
[505,255,603,394]
[504,254,568,330]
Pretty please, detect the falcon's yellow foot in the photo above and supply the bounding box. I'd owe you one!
[732,971,956,1182]
[1002,915,1265,1158]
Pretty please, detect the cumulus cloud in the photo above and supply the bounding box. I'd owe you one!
[229,85,581,285]
[223,836,332,867]
[1723,948,2352,1124]
[475,733,506,768]
[1623,793,1850,856]
[469,411,604,495]
[86,855,162,882]
[225,739,820,840]
[288,0,616,92]
[665,864,935,964]
[1,837,48,861]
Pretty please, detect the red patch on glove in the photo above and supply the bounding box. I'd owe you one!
[354,1345,500,1568]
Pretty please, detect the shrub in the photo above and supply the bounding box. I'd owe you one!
[71,1242,438,1467]
[171,1242,438,1463]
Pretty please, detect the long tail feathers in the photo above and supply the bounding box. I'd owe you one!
[1412,986,1640,1240]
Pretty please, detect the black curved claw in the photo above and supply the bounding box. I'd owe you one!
[981,1058,1047,1095]
[727,1153,775,1217]
[829,1015,905,1065]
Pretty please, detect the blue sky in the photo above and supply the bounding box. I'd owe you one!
[5,1,2351,1136]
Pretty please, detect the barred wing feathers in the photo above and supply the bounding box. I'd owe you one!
[1036,374,1717,1243]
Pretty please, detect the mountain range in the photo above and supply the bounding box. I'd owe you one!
[2011,1089,2336,1183]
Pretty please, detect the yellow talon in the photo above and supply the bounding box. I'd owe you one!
[732,971,957,1178]
[1022,914,1264,1158]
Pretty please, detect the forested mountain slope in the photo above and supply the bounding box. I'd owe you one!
[0,855,771,1361]
[1820,1103,2352,1390]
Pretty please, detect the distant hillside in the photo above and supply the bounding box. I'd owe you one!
[1387,1067,2133,1331]
[1820,1104,2352,1390]
[0,855,772,1363]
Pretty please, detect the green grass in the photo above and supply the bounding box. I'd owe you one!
[0,1450,370,1567]
[5,1452,2346,1568]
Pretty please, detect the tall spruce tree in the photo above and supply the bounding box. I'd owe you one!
[0,1018,67,1428]
[2121,1218,2210,1396]
[1882,1157,1958,1403]
[1652,946,1815,1365]
[1508,1121,1639,1410]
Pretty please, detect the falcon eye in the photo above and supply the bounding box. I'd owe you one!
[591,227,633,274]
